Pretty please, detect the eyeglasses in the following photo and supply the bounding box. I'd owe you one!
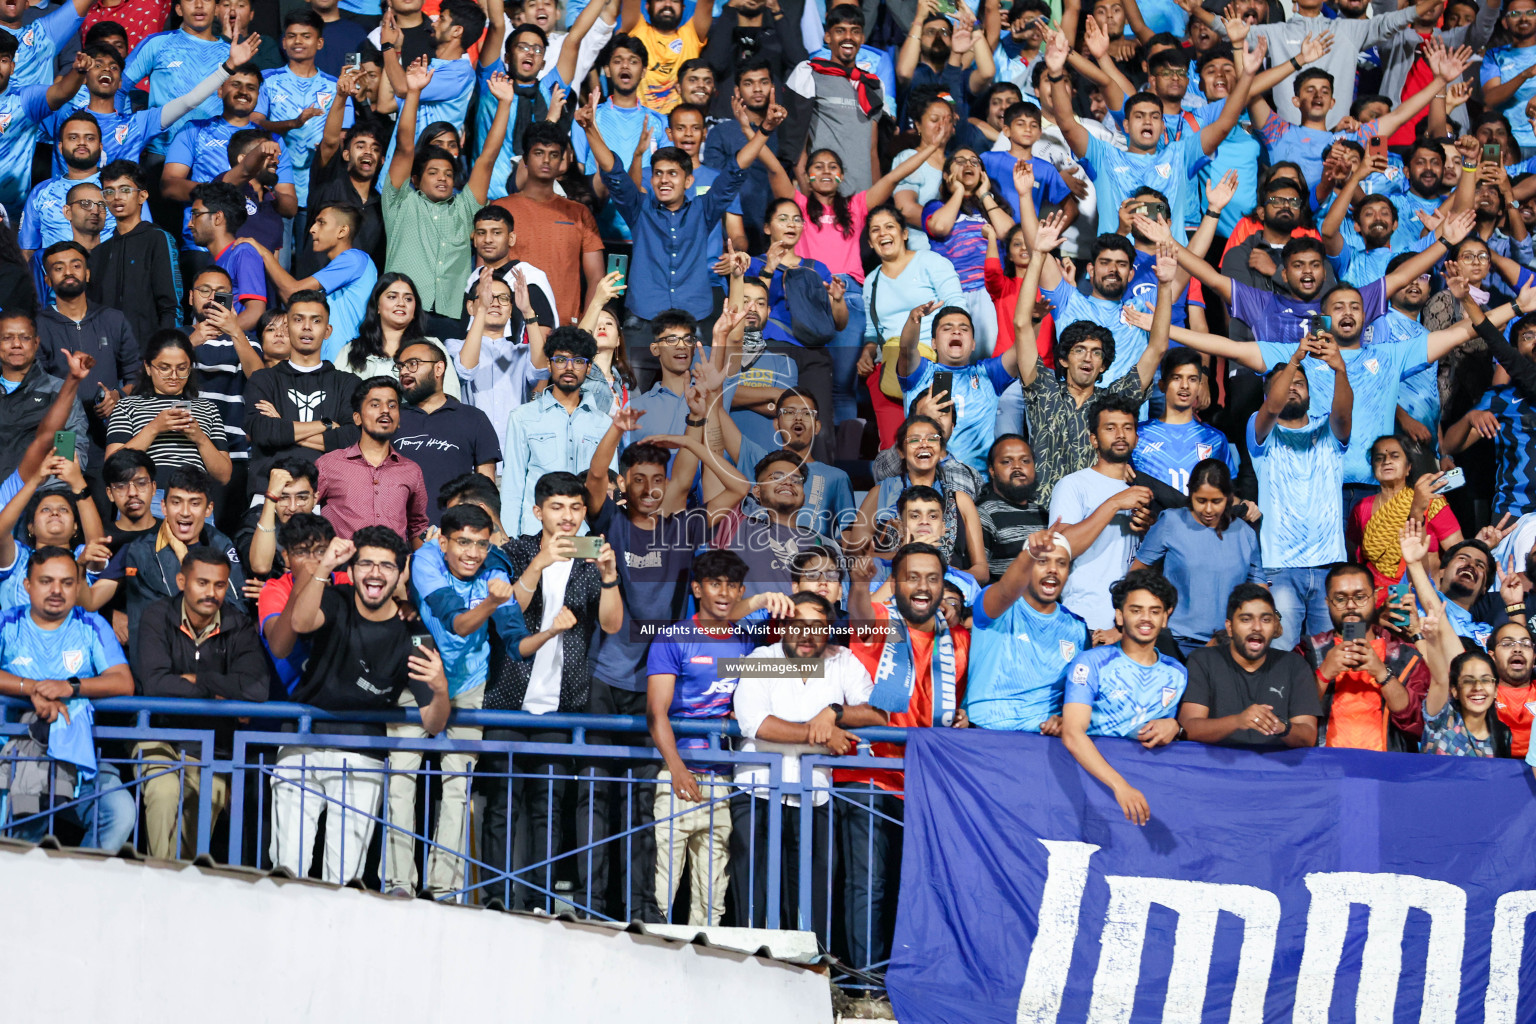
[1457,675,1498,685]
[1266,196,1302,209]
[550,355,589,368]
[449,537,491,552]
[70,199,106,211]
[796,571,841,583]
[108,477,153,493]
[485,294,511,305]
[352,559,399,573]
[189,209,213,220]
[1496,638,1535,650]
[903,433,943,446]
[654,334,695,347]
[149,364,190,378]
[950,156,981,167]
[772,214,804,225]
[394,357,442,373]
[1153,68,1189,79]
[514,41,546,54]
[777,405,816,419]
[1459,252,1492,265]
[758,470,804,484]
[100,185,139,198]
[191,284,220,296]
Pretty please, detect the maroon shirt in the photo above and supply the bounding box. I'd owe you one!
[315,443,430,543]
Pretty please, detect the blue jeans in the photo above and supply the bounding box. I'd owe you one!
[830,276,866,424]
[6,761,134,851]
[1267,566,1334,651]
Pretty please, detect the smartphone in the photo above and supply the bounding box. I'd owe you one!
[568,535,604,559]
[410,632,438,655]
[935,0,957,13]
[1367,136,1388,161]
[1137,201,1170,222]
[1386,580,1413,627]
[1484,143,1502,164]
[930,370,954,404]
[53,429,75,462]
[344,51,362,70]
[93,382,107,405]
[1340,621,1368,642]
[1433,466,1466,494]
[606,253,629,287]
[1308,314,1333,335]
[213,289,234,310]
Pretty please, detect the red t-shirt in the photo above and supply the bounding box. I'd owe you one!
[1389,34,1437,147]
[1496,682,1536,759]
[984,257,1056,367]
[838,604,970,793]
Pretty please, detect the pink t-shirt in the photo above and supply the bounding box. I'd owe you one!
[794,190,870,284]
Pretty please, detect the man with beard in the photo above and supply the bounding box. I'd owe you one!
[132,546,266,860]
[1040,233,1152,384]
[1319,154,1419,288]
[501,326,614,534]
[35,240,137,479]
[394,340,501,521]
[1492,622,1536,758]
[727,386,854,539]
[716,448,845,599]
[266,526,450,885]
[1482,0,1536,153]
[1061,570,1186,826]
[895,8,995,115]
[731,590,879,928]
[896,303,1021,471]
[378,0,482,158]
[0,37,94,224]
[1247,336,1350,650]
[60,183,105,261]
[1132,348,1236,492]
[842,541,968,974]
[245,291,363,498]
[976,434,1045,577]
[297,67,386,276]
[1192,0,1436,130]
[474,1,609,201]
[18,112,116,260]
[783,6,886,195]
[1217,179,1320,304]
[1404,533,1502,649]
[245,203,379,358]
[497,121,605,322]
[1048,393,1157,633]
[1296,561,1427,749]
[621,0,712,114]
[1179,583,1320,749]
[161,64,284,252]
[315,375,428,544]
[187,182,268,333]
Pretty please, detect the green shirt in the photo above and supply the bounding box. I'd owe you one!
[379,174,480,318]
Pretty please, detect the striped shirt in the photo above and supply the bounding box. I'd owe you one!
[105,394,229,481]
[193,333,260,458]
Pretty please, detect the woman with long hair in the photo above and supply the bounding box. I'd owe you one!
[257,308,290,369]
[1421,637,1512,757]
[576,271,636,409]
[1130,458,1263,655]
[338,273,462,397]
[922,146,1016,355]
[760,134,943,425]
[0,455,102,609]
[106,329,232,493]
[855,203,965,447]
[1347,434,1462,594]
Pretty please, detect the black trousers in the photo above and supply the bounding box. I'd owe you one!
[587,678,663,923]
[728,792,831,937]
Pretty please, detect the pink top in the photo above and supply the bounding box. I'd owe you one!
[794,190,870,284]
[84,0,173,49]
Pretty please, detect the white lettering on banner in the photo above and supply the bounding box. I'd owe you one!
[1012,842,1515,1023]
[1485,890,1536,1023]
[1294,873,1465,1024]
[1085,877,1278,1024]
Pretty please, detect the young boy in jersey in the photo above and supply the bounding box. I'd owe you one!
[1132,348,1236,493]
[1060,569,1187,827]
[646,549,783,925]
[897,303,1022,471]
[389,502,542,898]
[978,101,1077,223]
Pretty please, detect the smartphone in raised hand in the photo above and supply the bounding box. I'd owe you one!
[53,430,75,462]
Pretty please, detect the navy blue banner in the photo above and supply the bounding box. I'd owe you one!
[888,731,1536,1023]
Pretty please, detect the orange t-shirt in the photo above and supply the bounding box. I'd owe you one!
[1496,682,1536,759]
[839,604,970,793]
[1323,636,1395,752]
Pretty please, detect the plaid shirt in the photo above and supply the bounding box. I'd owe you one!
[314,443,430,543]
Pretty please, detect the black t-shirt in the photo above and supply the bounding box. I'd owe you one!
[290,586,435,735]
[297,150,384,277]
[395,398,503,522]
[1183,645,1323,749]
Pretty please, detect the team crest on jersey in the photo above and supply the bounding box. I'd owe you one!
[115,124,130,145]
[1070,663,1088,685]
[63,650,84,674]
[1196,443,1212,460]
[167,60,183,68]
[1060,639,1076,661]
[1364,358,1380,375]
[0,113,12,134]
[1154,162,1172,180]
[21,28,33,46]
[669,38,684,53]
[1161,686,1177,708]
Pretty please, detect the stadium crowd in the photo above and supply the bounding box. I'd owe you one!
[3,0,1536,973]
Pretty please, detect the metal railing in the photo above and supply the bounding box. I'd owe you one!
[0,697,907,990]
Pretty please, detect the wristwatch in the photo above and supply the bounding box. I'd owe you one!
[68,676,82,700]
[830,702,845,727]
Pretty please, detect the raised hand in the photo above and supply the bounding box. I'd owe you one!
[1043,28,1070,73]
[229,28,266,68]
[907,299,941,326]
[1133,211,1172,244]
[1398,517,1431,567]
[319,536,356,573]
[1220,11,1248,46]
[547,83,568,122]
[827,275,846,303]
[1012,157,1035,199]
[1154,239,1177,284]
[1206,169,1240,212]
[62,347,95,381]
[380,7,402,48]
[574,89,598,131]
[610,403,646,433]
[1083,14,1110,59]
[1475,512,1515,549]
[486,70,516,103]
[404,55,434,93]
[1033,209,1068,253]
[761,101,788,133]
[1246,33,1268,68]
[1298,30,1332,67]
[1440,208,1477,246]
[1120,304,1154,330]
[1446,79,1472,110]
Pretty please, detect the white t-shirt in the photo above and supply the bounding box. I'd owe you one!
[731,644,874,807]
[1048,466,1141,631]
[524,558,574,714]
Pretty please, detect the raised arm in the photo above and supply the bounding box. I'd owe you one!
[1171,241,1233,305]
[1252,339,1305,444]
[574,90,618,173]
[468,72,518,204]
[896,0,936,86]
[1316,333,1352,443]
[1081,14,1135,112]
[867,140,941,209]
[317,65,362,169]
[1134,243,1175,392]
[388,56,434,189]
[1041,30,1089,158]
[481,0,507,69]
[895,299,939,378]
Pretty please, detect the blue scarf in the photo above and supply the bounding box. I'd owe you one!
[869,601,956,725]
